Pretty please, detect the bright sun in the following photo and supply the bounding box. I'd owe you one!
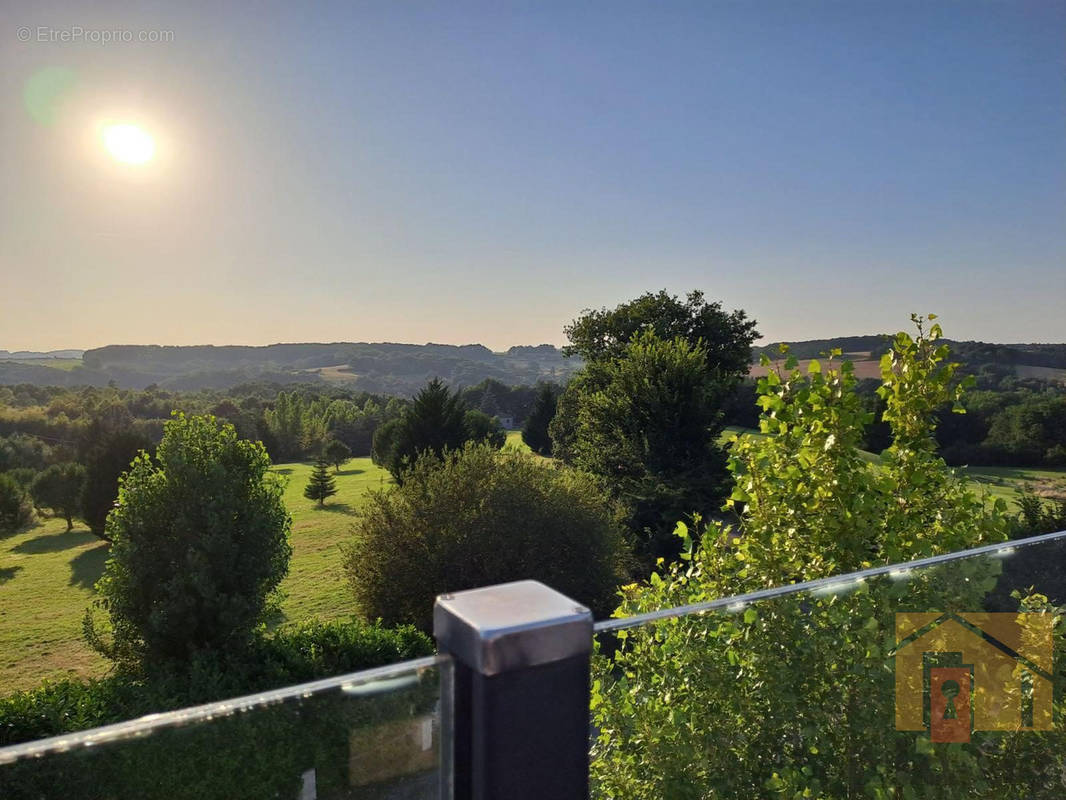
[102,123,156,165]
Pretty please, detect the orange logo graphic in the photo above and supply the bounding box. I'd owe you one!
[892,612,1054,742]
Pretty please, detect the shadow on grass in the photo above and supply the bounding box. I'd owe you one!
[273,468,295,475]
[69,544,109,589]
[966,473,1004,486]
[315,503,360,516]
[11,529,98,555]
[336,468,365,477]
[0,565,22,585]
[261,607,289,630]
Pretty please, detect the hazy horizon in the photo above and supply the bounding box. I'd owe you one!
[3,1,1064,352]
[8,321,1066,357]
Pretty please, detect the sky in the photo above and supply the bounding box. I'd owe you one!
[1,0,1064,352]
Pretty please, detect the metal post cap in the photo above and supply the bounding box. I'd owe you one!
[434,580,593,676]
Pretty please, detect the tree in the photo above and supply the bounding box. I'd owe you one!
[323,438,352,472]
[30,463,85,531]
[463,409,506,449]
[522,384,558,455]
[400,378,468,457]
[86,413,292,667]
[562,331,734,566]
[371,378,500,482]
[552,291,759,559]
[562,288,758,371]
[262,391,304,461]
[0,473,34,534]
[304,457,338,506]
[0,433,50,473]
[344,443,631,632]
[590,317,1017,799]
[78,426,152,542]
[370,417,404,470]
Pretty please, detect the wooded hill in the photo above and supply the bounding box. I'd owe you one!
[3,336,1063,393]
[752,336,1066,382]
[0,342,581,394]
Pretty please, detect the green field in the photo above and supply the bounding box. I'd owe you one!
[0,358,83,371]
[2,432,1063,695]
[0,455,392,694]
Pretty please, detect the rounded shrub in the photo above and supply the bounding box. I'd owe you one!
[344,442,632,631]
[87,413,292,667]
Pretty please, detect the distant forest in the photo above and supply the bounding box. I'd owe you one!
[753,336,1066,372]
[0,342,581,394]
[2,335,1064,469]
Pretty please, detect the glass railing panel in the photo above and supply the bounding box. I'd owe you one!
[591,530,1066,799]
[0,655,453,800]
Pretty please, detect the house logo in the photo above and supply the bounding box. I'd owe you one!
[892,612,1054,743]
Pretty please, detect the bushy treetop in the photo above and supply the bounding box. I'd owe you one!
[562,288,758,374]
[88,413,292,667]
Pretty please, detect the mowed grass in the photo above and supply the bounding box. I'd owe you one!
[0,455,392,694]
[272,457,392,624]
[0,518,111,694]
[960,464,1066,509]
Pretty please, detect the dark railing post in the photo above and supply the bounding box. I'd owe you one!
[434,580,593,800]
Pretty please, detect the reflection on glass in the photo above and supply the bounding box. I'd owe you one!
[0,656,452,800]
[591,531,1066,799]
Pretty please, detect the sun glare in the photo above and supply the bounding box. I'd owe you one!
[102,123,155,165]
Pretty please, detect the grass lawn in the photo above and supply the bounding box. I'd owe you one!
[272,457,392,624]
[0,455,392,694]
[505,430,530,452]
[959,464,1066,509]
[0,518,110,695]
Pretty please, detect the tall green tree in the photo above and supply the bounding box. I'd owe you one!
[30,463,85,531]
[86,413,292,667]
[78,424,152,542]
[566,331,732,565]
[551,289,758,474]
[562,288,758,370]
[304,457,338,506]
[371,378,501,482]
[521,384,558,456]
[262,392,304,461]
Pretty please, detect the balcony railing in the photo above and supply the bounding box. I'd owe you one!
[2,529,1064,799]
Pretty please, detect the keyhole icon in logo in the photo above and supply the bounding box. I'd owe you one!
[930,666,973,743]
[940,679,960,720]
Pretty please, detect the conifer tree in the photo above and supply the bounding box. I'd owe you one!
[372,378,471,482]
[304,457,338,507]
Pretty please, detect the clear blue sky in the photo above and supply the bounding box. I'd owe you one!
[2,0,1064,350]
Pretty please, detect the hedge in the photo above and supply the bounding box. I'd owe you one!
[0,619,436,799]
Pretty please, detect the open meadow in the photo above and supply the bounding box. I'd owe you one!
[1,432,1063,694]
[0,455,391,694]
